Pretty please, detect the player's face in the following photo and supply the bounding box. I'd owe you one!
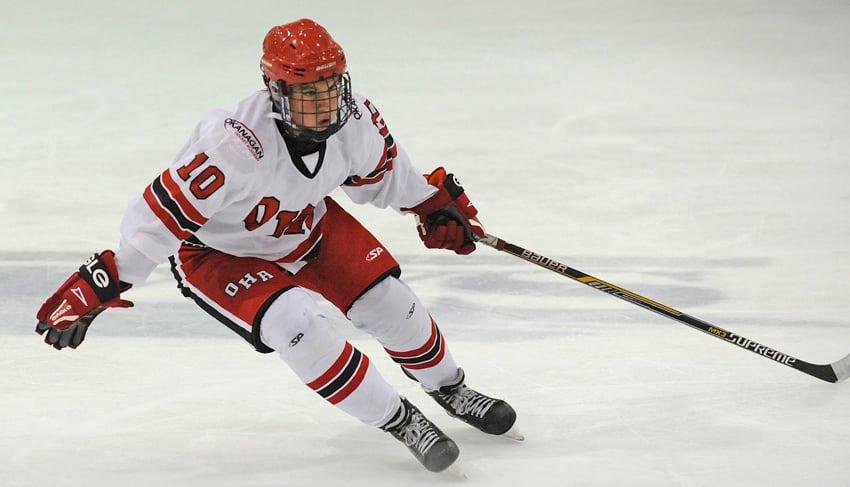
[287,77,341,133]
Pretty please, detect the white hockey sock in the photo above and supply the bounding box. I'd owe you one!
[348,277,459,390]
[260,288,400,427]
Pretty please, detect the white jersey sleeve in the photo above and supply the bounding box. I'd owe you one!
[338,95,437,211]
[115,107,261,284]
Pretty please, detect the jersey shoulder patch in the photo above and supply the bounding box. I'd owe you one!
[222,117,265,162]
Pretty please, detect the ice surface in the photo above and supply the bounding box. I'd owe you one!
[2,1,849,486]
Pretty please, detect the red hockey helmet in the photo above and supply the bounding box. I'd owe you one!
[261,18,347,85]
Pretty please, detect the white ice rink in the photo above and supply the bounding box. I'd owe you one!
[2,1,850,486]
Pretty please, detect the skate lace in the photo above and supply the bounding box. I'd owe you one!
[399,411,441,455]
[442,385,495,418]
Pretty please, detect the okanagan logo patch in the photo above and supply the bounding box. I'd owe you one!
[224,118,264,160]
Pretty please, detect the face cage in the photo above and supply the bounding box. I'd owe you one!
[268,72,355,143]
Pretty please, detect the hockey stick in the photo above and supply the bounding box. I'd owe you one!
[477,233,850,383]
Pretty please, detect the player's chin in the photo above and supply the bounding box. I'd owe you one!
[301,121,330,133]
[315,119,332,130]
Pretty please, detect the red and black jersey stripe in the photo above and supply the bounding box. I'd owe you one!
[343,143,397,187]
[307,342,371,404]
[143,169,209,240]
[275,216,326,264]
[384,317,446,370]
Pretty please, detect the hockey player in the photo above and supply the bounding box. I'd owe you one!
[34,19,519,473]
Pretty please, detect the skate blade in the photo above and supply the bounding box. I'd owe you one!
[444,462,467,479]
[501,425,525,442]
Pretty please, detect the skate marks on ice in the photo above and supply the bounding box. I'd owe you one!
[394,252,850,341]
[1,251,235,339]
[5,250,849,341]
[4,253,850,486]
[0,250,743,339]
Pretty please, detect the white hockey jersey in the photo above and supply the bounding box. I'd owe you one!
[114,91,437,285]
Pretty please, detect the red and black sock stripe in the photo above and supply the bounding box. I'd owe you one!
[384,317,446,370]
[307,342,370,404]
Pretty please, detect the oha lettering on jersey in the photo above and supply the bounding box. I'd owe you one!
[224,118,265,161]
[224,270,276,297]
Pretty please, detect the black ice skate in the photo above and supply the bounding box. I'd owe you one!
[426,368,523,440]
[382,397,460,472]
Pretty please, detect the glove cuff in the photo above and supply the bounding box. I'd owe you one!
[78,251,124,305]
[404,186,452,218]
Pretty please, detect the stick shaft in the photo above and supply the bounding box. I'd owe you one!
[479,234,846,383]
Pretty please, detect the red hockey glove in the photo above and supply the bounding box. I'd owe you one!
[35,250,133,350]
[403,167,486,255]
